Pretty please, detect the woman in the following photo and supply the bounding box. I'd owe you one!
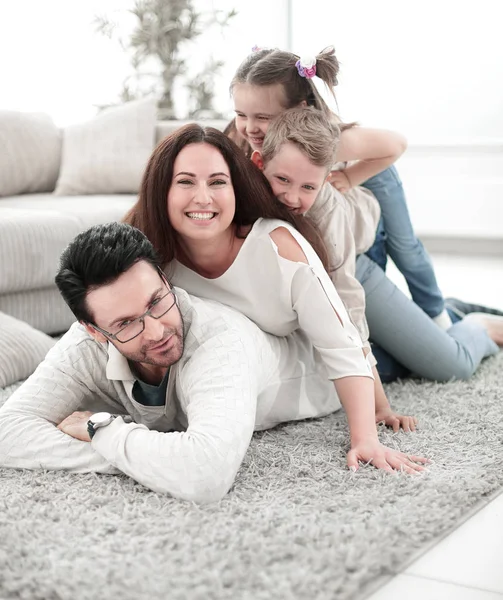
[125,123,427,474]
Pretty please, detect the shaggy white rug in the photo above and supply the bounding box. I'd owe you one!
[1,353,502,600]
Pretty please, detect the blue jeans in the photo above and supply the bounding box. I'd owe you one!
[362,166,445,319]
[355,254,499,383]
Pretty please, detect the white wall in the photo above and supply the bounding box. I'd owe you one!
[1,0,502,239]
[0,0,289,125]
[0,1,130,126]
[291,0,503,239]
[291,0,503,141]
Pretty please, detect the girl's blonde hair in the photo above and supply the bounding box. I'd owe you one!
[261,107,340,170]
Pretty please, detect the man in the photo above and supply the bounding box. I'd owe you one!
[0,222,339,503]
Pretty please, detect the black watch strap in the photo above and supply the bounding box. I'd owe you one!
[87,420,97,440]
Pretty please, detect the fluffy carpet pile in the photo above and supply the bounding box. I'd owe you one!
[1,353,502,600]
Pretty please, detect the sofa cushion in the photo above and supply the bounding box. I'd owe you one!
[0,195,136,294]
[0,312,56,388]
[54,98,157,196]
[0,111,61,197]
[0,287,75,336]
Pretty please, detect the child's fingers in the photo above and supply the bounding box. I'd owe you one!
[399,415,417,432]
[400,418,410,433]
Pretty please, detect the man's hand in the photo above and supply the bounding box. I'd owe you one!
[328,170,352,193]
[375,407,418,433]
[57,411,94,442]
[347,437,429,474]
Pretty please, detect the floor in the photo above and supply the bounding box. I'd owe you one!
[367,253,503,600]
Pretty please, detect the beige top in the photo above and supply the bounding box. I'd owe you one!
[307,183,381,363]
[171,218,374,381]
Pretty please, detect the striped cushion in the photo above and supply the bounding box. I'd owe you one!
[0,312,56,387]
[0,195,136,294]
[0,111,61,197]
[0,287,75,335]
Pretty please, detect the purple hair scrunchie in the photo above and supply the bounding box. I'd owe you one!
[295,56,317,79]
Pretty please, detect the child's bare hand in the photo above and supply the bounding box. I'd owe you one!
[375,408,418,433]
[347,438,429,474]
[328,170,352,193]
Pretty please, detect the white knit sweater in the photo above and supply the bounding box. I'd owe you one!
[0,289,340,504]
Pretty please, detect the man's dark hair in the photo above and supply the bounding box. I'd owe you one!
[55,222,161,323]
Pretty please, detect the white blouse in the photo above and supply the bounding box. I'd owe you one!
[171,218,373,381]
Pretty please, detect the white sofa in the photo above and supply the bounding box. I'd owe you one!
[0,100,226,335]
[0,194,138,334]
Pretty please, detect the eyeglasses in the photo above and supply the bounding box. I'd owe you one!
[92,283,177,344]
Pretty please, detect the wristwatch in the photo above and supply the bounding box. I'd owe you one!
[87,412,117,440]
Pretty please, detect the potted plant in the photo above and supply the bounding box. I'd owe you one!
[94,0,236,119]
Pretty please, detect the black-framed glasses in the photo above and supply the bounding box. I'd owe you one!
[91,278,177,344]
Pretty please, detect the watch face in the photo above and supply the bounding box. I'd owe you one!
[91,412,112,426]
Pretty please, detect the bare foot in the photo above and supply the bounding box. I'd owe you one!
[465,313,503,346]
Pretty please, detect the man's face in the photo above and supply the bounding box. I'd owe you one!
[85,261,184,368]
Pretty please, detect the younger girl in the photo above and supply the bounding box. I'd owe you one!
[252,106,502,382]
[229,46,452,330]
[126,124,427,473]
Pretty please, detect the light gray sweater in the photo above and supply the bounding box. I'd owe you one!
[0,289,340,504]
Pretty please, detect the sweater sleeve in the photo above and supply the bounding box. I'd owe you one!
[0,331,120,474]
[268,224,374,381]
[307,185,376,366]
[91,329,258,504]
[290,261,374,380]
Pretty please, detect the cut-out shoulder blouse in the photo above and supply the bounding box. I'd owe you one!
[170,218,373,381]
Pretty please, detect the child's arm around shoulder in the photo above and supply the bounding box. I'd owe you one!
[331,127,408,191]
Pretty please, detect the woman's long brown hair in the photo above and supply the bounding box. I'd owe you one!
[124,123,329,270]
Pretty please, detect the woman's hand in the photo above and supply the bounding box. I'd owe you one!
[375,407,418,432]
[347,438,429,474]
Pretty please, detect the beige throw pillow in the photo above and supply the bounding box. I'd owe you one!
[0,110,61,197]
[55,98,157,196]
[0,312,56,388]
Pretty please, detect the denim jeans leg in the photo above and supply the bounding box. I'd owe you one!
[355,254,498,381]
[365,216,387,272]
[370,342,411,383]
[361,166,445,318]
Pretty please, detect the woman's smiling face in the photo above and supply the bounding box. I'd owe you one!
[167,142,236,242]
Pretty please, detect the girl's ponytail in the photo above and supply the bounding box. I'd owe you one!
[314,46,340,91]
